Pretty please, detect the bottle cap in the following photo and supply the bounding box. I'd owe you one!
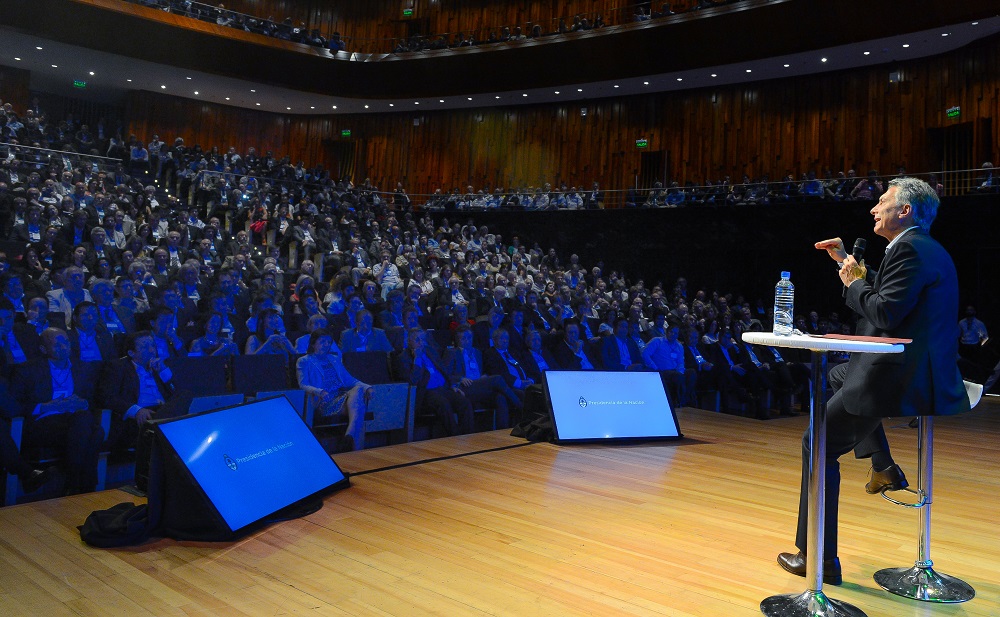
[781,271,791,279]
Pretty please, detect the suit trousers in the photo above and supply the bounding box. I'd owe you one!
[794,362,890,556]
[23,409,104,494]
[423,387,474,436]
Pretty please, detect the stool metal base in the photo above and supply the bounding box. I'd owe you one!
[873,565,975,603]
[761,590,868,617]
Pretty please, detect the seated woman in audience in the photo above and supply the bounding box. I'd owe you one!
[189,312,240,357]
[323,275,353,315]
[295,313,329,354]
[244,307,295,356]
[296,329,372,452]
[16,244,51,296]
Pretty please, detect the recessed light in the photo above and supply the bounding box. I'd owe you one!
[225,97,230,100]
[250,89,256,92]
[746,69,752,73]
[941,33,949,37]
[676,78,683,82]
[51,64,57,68]
[613,85,619,88]
[286,107,291,110]
[711,73,717,77]
[522,93,527,97]
[972,21,979,25]
[332,105,337,109]
[186,77,192,80]
[365,104,369,108]
[783,64,790,68]
[389,103,394,107]
[863,51,870,55]
[14,57,21,61]
[310,106,315,109]
[496,96,501,99]
[35,46,43,50]
[127,78,132,82]
[256,103,261,106]
[414,101,419,105]
[89,71,95,76]
[577,88,583,92]
[439,100,444,103]
[160,85,166,89]
[194,91,199,95]
[902,44,910,48]
[554,91,560,95]
[821,57,828,63]
[643,81,649,85]
[467,97,472,101]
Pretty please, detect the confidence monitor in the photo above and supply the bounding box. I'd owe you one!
[542,371,683,444]
[147,395,349,540]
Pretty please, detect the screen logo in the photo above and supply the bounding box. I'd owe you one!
[579,396,588,408]
[224,454,238,471]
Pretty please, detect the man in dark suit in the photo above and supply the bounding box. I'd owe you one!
[520,328,560,383]
[483,328,535,390]
[779,178,971,585]
[67,301,117,364]
[601,318,645,371]
[553,321,601,370]
[99,330,183,452]
[11,328,104,494]
[392,329,473,436]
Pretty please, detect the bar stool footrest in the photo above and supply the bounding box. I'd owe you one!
[761,590,868,617]
[873,565,975,603]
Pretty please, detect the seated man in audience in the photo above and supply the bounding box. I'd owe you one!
[443,325,521,428]
[520,328,561,383]
[12,328,104,494]
[100,330,188,452]
[554,320,601,370]
[709,329,770,419]
[68,301,117,364]
[0,298,37,373]
[47,266,92,328]
[297,329,372,452]
[377,289,406,329]
[483,328,535,391]
[642,323,686,408]
[392,328,474,436]
[90,278,135,337]
[602,317,646,371]
[339,309,394,353]
[682,327,720,408]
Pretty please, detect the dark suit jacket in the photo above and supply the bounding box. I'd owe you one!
[391,348,449,409]
[840,229,969,418]
[482,347,529,388]
[601,335,644,371]
[554,340,602,371]
[442,346,486,385]
[520,347,561,383]
[99,358,175,421]
[68,327,118,364]
[11,358,99,418]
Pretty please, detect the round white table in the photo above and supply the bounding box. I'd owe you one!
[742,332,905,617]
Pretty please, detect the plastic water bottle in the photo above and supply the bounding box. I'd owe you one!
[773,271,794,336]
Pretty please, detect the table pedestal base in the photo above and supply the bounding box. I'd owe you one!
[873,565,975,603]
[761,590,868,617]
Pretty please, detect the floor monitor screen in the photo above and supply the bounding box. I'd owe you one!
[542,371,682,444]
[157,396,348,533]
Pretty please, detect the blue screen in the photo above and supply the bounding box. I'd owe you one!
[544,371,680,441]
[157,397,347,532]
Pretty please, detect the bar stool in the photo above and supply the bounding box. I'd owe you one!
[872,380,983,603]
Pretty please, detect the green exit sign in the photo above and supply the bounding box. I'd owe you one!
[635,138,649,149]
[73,80,87,89]
[341,129,352,137]
[946,106,960,119]
[403,8,413,16]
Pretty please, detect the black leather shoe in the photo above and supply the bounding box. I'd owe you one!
[777,551,842,585]
[335,434,355,454]
[866,464,908,494]
[20,467,56,494]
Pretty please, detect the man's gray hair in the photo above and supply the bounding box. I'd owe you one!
[889,177,939,232]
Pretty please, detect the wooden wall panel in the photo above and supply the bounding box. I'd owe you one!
[123,34,1000,200]
[0,65,32,113]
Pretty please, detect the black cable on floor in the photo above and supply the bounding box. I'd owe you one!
[347,440,540,477]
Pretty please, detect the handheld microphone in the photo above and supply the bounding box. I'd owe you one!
[852,238,867,262]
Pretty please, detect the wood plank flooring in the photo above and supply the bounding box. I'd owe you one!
[1,401,998,616]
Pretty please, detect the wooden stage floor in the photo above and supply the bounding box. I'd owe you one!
[1,402,998,616]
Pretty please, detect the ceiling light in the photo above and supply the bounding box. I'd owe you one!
[250,89,256,92]
[783,64,790,68]
[613,85,619,89]
[941,33,949,37]
[972,21,979,25]
[389,103,394,107]
[365,104,369,108]
[554,91,560,95]
[127,78,132,82]
[711,73,717,77]
[746,69,752,73]
[51,64,58,68]
[821,57,828,63]
[414,101,419,105]
[439,100,444,103]
[14,57,21,61]
[332,105,337,109]
[256,103,261,106]
[522,93,527,97]
[194,91,199,95]
[676,78,683,82]
[160,85,166,89]
[863,51,871,55]
[310,106,315,109]
[89,71,95,76]
[186,77,192,80]
[286,107,291,110]
[643,81,649,85]
[36,46,43,50]
[225,97,230,100]
[902,44,909,48]
[467,97,472,101]
[496,96,501,99]
[577,88,583,92]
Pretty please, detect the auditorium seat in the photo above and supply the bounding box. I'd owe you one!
[166,355,232,395]
[232,354,291,395]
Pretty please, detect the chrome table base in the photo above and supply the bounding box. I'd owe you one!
[761,590,867,617]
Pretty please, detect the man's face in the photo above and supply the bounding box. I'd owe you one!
[615,320,628,338]
[64,269,85,292]
[167,232,180,247]
[130,335,157,368]
[27,299,48,322]
[93,284,114,306]
[494,331,510,351]
[457,330,473,349]
[871,186,906,240]
[565,325,580,345]
[77,305,98,331]
[666,327,680,342]
[43,330,72,363]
